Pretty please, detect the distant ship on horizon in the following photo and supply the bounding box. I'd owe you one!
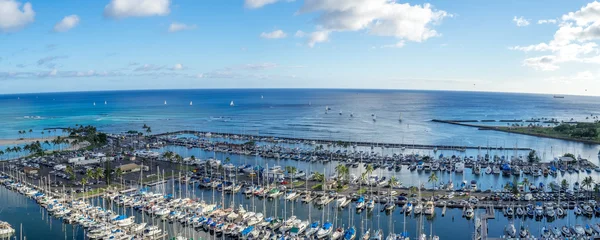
[553,95,565,99]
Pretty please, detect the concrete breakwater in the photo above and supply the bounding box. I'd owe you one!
[151,130,532,151]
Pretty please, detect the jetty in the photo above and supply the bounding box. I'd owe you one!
[151,130,532,151]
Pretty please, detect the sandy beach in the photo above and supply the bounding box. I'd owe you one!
[0,137,60,146]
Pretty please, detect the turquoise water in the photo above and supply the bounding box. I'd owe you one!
[1,89,599,159]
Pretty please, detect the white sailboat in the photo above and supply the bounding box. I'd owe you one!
[164,100,167,105]
[93,102,96,106]
[230,100,235,107]
[104,101,107,105]
[261,95,264,99]
[399,113,402,122]
[190,101,193,106]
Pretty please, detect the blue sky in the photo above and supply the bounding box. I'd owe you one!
[1,0,600,95]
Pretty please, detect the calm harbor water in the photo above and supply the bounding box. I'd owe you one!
[1,178,598,240]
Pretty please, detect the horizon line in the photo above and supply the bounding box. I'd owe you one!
[0,87,593,98]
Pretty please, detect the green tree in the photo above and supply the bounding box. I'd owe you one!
[561,179,569,190]
[335,164,349,183]
[313,172,325,182]
[389,176,399,191]
[65,165,75,180]
[95,167,105,182]
[81,177,88,196]
[428,172,438,190]
[86,169,95,182]
[527,150,540,163]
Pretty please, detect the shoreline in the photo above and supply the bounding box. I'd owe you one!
[0,137,62,146]
[431,119,600,145]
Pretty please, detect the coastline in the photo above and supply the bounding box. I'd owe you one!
[0,137,59,146]
[432,119,600,145]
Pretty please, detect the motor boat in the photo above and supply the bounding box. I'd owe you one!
[424,201,435,215]
[505,223,516,238]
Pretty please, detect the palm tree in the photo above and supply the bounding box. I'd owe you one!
[81,177,88,196]
[594,184,600,201]
[409,186,418,195]
[115,168,123,186]
[389,176,399,191]
[0,150,4,160]
[313,172,325,182]
[65,165,75,180]
[286,166,297,189]
[95,167,105,183]
[4,147,11,160]
[86,169,95,182]
[365,164,374,176]
[28,129,32,139]
[428,172,438,192]
[335,164,349,183]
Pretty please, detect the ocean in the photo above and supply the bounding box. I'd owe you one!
[1,89,599,158]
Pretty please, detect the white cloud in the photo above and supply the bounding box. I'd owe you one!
[513,16,530,27]
[260,29,287,39]
[307,30,330,47]
[244,0,279,9]
[168,22,197,32]
[511,2,600,71]
[382,41,406,48]
[104,0,170,19]
[523,55,559,71]
[294,30,306,38]
[562,1,600,26]
[0,0,35,32]
[299,0,449,47]
[53,15,80,32]
[172,63,184,70]
[537,19,557,24]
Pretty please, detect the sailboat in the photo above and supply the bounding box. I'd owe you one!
[93,102,96,106]
[372,114,377,122]
[398,113,402,122]
[230,101,235,107]
[261,95,264,99]
[190,101,193,106]
[104,101,107,105]
[164,100,167,105]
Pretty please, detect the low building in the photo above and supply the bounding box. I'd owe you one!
[117,163,141,174]
[23,167,39,175]
[73,158,101,166]
[68,156,86,164]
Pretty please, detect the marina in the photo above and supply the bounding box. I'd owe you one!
[2,90,600,240]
